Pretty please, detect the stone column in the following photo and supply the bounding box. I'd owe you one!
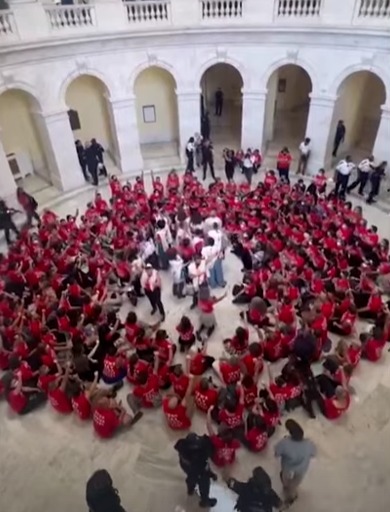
[241,89,267,152]
[176,89,201,163]
[373,105,390,164]
[33,110,85,191]
[304,93,337,175]
[0,129,17,203]
[107,96,143,175]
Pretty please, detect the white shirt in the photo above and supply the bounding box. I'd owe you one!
[202,245,219,269]
[188,260,207,290]
[337,160,355,176]
[243,157,252,169]
[169,257,184,283]
[358,158,375,173]
[186,142,194,154]
[204,216,222,231]
[299,142,311,155]
[141,239,156,260]
[208,228,223,252]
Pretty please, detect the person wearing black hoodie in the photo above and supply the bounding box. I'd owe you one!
[86,469,126,512]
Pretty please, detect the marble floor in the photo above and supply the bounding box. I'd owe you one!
[1,167,390,512]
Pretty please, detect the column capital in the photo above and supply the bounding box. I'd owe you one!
[308,93,337,106]
[241,88,267,100]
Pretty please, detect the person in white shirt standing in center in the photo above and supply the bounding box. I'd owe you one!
[297,137,311,175]
[202,234,226,289]
[334,155,355,198]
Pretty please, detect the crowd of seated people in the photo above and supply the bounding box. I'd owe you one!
[0,167,389,466]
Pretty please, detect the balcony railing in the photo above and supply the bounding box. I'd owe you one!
[276,0,323,18]
[124,1,171,24]
[45,5,96,31]
[0,9,16,39]
[200,0,244,19]
[356,0,390,18]
[0,0,389,45]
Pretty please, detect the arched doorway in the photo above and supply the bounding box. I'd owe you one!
[200,63,243,150]
[134,66,179,166]
[0,89,51,193]
[65,75,116,170]
[263,64,312,152]
[326,71,386,162]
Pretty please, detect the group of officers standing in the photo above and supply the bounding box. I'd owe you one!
[75,138,107,186]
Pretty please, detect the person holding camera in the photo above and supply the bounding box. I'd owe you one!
[174,432,218,508]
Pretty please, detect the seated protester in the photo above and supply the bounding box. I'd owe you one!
[124,311,144,346]
[266,362,302,412]
[360,327,386,362]
[153,329,176,364]
[5,371,46,415]
[232,272,257,305]
[240,297,270,328]
[258,388,280,436]
[212,355,241,385]
[315,358,340,400]
[357,290,383,319]
[207,408,241,467]
[328,305,357,336]
[276,297,296,326]
[240,342,264,378]
[334,339,362,370]
[126,353,151,385]
[162,376,194,430]
[169,363,190,399]
[241,412,268,452]
[101,345,127,384]
[92,394,143,439]
[218,385,245,431]
[193,377,219,413]
[133,328,155,363]
[176,315,195,353]
[188,344,215,376]
[47,363,73,414]
[223,326,249,356]
[317,367,350,420]
[69,381,93,421]
[241,373,260,409]
[128,354,162,409]
[261,329,284,363]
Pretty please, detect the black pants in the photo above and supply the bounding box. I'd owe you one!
[145,287,165,316]
[79,160,88,180]
[347,170,368,195]
[89,164,98,186]
[187,153,194,172]
[19,392,47,415]
[203,160,215,180]
[215,101,223,116]
[26,209,41,228]
[132,275,143,297]
[2,222,19,245]
[334,173,349,197]
[180,461,211,502]
[277,167,290,184]
[332,138,342,157]
[367,176,381,203]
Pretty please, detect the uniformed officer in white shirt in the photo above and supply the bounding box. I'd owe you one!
[297,137,311,175]
[334,155,355,197]
[346,155,375,195]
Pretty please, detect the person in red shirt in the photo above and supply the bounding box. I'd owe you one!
[357,290,383,320]
[188,344,215,375]
[267,362,302,412]
[207,408,240,466]
[176,316,195,353]
[241,374,259,409]
[6,371,46,415]
[223,326,249,356]
[162,376,194,430]
[242,412,268,452]
[193,377,219,413]
[276,147,292,183]
[92,394,143,439]
[47,363,73,414]
[328,305,357,336]
[318,382,350,421]
[127,353,151,385]
[360,327,386,362]
[101,345,127,384]
[169,364,190,399]
[218,386,245,431]
[213,356,241,385]
[129,355,162,408]
[240,342,263,377]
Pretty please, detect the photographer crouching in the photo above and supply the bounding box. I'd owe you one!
[174,432,218,508]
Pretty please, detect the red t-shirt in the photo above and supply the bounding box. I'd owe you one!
[270,382,302,406]
[72,393,91,420]
[368,295,382,313]
[133,374,160,408]
[210,435,240,466]
[93,407,120,438]
[240,354,263,377]
[127,359,151,384]
[219,404,244,428]
[162,397,191,430]
[243,383,258,408]
[323,394,350,420]
[189,353,208,375]
[194,385,218,412]
[220,362,241,385]
[48,388,73,414]
[8,390,27,414]
[245,428,267,452]
[363,338,385,362]
[170,373,190,399]
[38,374,57,394]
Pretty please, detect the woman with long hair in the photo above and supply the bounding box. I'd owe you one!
[86,469,126,512]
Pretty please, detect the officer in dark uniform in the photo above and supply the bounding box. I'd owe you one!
[0,199,19,245]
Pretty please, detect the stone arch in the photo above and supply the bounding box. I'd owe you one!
[0,81,43,111]
[329,63,389,102]
[58,68,115,106]
[261,56,319,93]
[196,56,246,89]
[129,60,179,94]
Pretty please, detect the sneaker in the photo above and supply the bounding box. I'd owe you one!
[199,498,217,508]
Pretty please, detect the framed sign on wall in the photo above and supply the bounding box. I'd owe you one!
[143,105,156,123]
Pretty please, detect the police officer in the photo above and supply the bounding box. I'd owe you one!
[86,469,127,512]
[226,466,282,512]
[202,140,216,181]
[174,432,218,508]
[0,199,19,245]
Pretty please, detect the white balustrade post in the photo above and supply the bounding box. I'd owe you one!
[171,0,200,26]
[373,105,390,164]
[0,128,17,204]
[304,94,337,175]
[33,109,85,191]
[107,96,143,175]
[8,0,49,40]
[241,89,267,152]
[93,0,128,32]
[321,0,356,25]
[175,89,201,163]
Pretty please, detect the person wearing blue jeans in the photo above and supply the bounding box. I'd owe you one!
[202,237,226,289]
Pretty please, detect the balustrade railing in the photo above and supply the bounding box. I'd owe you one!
[0,9,16,38]
[200,0,244,19]
[45,5,96,30]
[356,0,390,18]
[276,0,322,17]
[125,1,171,24]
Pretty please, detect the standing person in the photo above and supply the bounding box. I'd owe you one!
[186,137,195,173]
[194,133,203,168]
[215,87,224,116]
[85,141,99,186]
[174,432,218,508]
[140,263,166,321]
[75,140,88,181]
[334,156,355,197]
[91,138,107,177]
[188,254,208,309]
[0,199,19,245]
[274,419,316,506]
[16,186,40,228]
[202,140,216,181]
[223,148,235,183]
[242,152,253,185]
[276,147,292,183]
[367,161,387,204]
[297,137,311,175]
[332,120,346,157]
[86,469,127,512]
[225,466,282,512]
[201,111,211,141]
[347,155,375,195]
